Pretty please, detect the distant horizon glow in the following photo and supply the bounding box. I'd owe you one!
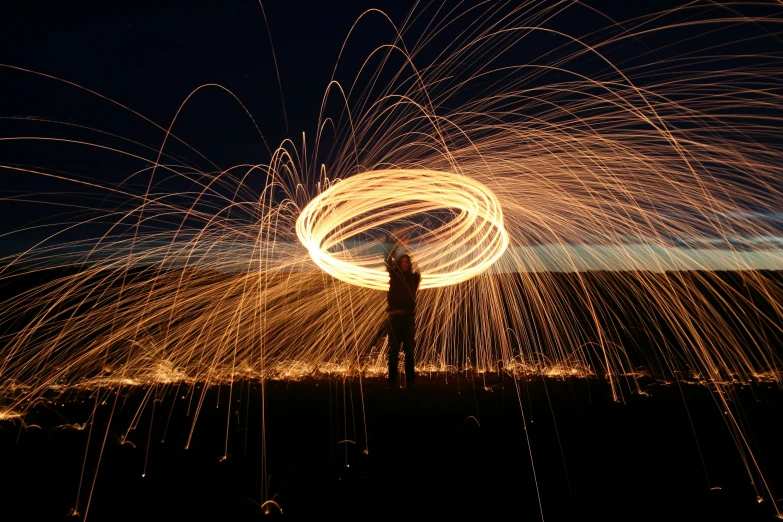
[3,237,782,274]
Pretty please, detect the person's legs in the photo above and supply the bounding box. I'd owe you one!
[387,315,401,385]
[402,314,416,384]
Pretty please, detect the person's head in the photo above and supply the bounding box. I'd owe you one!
[398,254,412,273]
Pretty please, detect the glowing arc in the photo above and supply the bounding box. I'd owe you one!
[296,169,509,290]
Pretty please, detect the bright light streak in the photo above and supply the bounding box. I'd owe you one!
[296,169,509,289]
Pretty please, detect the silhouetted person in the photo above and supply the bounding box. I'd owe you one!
[384,233,421,387]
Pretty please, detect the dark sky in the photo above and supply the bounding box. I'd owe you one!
[0,0,416,241]
[0,0,777,245]
[0,1,416,165]
[0,1,693,163]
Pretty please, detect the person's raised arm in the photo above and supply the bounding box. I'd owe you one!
[384,230,408,271]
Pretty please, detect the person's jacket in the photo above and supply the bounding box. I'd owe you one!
[385,243,421,314]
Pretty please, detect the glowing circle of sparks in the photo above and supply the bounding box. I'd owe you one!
[296,169,509,290]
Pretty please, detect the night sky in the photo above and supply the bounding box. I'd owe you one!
[0,0,777,245]
[0,1,693,164]
[1,1,415,166]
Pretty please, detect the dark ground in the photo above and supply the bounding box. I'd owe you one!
[1,374,782,521]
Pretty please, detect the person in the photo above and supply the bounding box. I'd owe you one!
[384,232,421,388]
